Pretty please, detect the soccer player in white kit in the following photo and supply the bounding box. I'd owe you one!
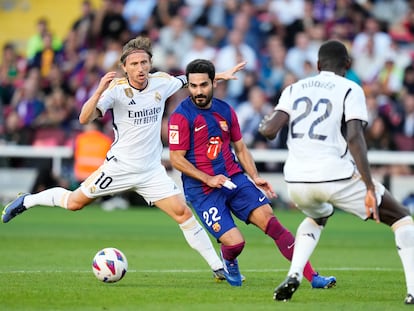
[2,36,246,281]
[259,40,414,304]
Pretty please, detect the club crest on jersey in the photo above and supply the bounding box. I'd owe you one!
[219,121,228,131]
[124,88,133,98]
[212,222,221,232]
[155,91,161,102]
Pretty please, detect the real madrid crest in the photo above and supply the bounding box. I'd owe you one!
[155,91,161,102]
[124,88,133,98]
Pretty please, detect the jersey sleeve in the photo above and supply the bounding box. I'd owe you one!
[168,112,191,151]
[154,72,186,98]
[230,106,243,142]
[344,84,368,124]
[96,80,117,115]
[274,85,292,115]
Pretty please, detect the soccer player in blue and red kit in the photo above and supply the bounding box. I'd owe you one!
[168,58,336,288]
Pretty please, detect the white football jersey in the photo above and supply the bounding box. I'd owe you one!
[97,72,185,172]
[276,71,368,182]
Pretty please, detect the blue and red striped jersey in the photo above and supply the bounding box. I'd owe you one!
[169,96,243,200]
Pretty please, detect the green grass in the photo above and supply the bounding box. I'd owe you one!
[0,205,407,310]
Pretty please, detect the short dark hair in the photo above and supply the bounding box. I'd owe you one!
[185,59,215,82]
[318,40,350,71]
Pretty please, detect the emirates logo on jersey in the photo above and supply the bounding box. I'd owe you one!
[207,136,222,160]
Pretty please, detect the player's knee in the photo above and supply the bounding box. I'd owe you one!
[175,206,194,223]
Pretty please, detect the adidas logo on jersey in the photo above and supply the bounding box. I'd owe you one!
[128,99,137,105]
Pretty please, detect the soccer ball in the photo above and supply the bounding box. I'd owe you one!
[92,247,128,283]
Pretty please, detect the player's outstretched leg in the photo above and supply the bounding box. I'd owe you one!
[311,273,336,288]
[2,193,30,223]
[274,273,301,301]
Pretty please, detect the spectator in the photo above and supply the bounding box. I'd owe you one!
[352,16,392,60]
[71,0,96,50]
[236,85,273,148]
[180,27,216,71]
[152,0,186,29]
[73,120,111,183]
[389,5,414,45]
[284,31,318,79]
[0,42,27,109]
[157,15,193,69]
[26,17,63,61]
[259,35,288,99]
[377,53,404,99]
[29,32,63,80]
[92,0,129,49]
[122,0,156,36]
[402,64,414,95]
[351,35,386,87]
[267,0,305,48]
[99,38,123,71]
[215,28,258,101]
[393,92,414,151]
[0,110,32,146]
[10,68,45,128]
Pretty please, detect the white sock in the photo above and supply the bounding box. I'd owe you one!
[179,215,223,271]
[288,217,323,281]
[393,216,414,295]
[23,187,71,209]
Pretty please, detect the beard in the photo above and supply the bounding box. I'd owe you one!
[191,91,213,109]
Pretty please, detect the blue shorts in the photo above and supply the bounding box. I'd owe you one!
[188,173,271,240]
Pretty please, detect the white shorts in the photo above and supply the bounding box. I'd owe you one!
[287,172,385,219]
[80,158,181,205]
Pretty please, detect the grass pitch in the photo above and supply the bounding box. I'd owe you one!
[0,204,407,310]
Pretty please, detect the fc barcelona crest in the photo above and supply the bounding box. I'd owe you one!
[219,121,228,131]
[124,88,133,98]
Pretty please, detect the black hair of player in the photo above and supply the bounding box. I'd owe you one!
[185,59,216,82]
[317,40,351,76]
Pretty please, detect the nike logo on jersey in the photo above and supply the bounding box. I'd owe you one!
[287,242,295,249]
[195,125,206,132]
[259,196,266,202]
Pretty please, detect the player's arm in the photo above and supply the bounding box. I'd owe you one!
[79,71,116,124]
[232,139,276,198]
[169,150,230,189]
[346,119,379,223]
[258,110,289,140]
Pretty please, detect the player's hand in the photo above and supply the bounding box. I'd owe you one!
[206,175,231,189]
[97,71,117,93]
[216,61,247,81]
[365,188,380,223]
[253,177,277,199]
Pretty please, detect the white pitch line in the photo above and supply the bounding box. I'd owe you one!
[0,267,403,274]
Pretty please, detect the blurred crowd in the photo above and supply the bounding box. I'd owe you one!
[1,0,414,184]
